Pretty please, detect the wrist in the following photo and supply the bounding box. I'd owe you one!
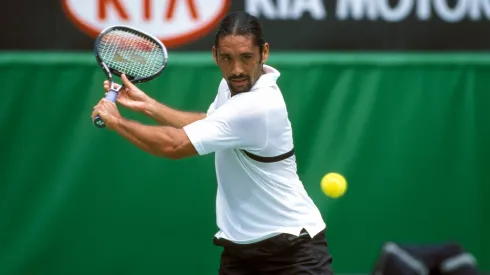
[143,98,158,116]
[107,115,123,130]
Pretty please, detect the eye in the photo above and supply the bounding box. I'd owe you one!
[240,56,252,63]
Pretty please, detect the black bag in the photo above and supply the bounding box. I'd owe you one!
[372,242,478,275]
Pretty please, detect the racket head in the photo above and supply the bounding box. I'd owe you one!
[94,25,168,84]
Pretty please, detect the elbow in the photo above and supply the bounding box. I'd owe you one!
[166,150,184,160]
[152,128,192,160]
[157,145,184,160]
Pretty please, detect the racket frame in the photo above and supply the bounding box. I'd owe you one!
[94,25,168,84]
[93,25,168,128]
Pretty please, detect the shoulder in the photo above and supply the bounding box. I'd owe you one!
[228,85,284,109]
[205,92,267,128]
[214,78,230,103]
[253,85,287,110]
[223,92,267,117]
[218,78,229,93]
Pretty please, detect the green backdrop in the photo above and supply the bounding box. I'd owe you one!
[0,52,489,275]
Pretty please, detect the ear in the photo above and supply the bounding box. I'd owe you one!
[261,42,270,64]
[212,46,218,65]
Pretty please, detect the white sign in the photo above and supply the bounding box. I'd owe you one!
[246,0,490,22]
[62,0,231,47]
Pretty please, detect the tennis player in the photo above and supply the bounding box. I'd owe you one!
[92,11,333,275]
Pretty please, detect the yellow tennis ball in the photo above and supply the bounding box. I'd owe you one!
[321,173,347,198]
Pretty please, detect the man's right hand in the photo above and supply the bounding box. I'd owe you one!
[103,74,153,113]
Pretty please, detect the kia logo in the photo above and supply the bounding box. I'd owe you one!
[62,0,232,48]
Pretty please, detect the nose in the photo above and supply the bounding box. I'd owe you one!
[231,60,245,76]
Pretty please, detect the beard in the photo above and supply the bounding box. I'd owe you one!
[227,75,253,95]
[226,63,264,96]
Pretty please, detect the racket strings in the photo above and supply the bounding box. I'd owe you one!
[98,30,165,78]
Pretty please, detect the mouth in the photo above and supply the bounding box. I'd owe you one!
[231,78,248,87]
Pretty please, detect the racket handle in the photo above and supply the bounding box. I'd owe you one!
[94,90,118,128]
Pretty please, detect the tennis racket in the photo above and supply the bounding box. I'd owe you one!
[93,25,168,128]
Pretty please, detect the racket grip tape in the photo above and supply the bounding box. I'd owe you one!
[93,90,118,128]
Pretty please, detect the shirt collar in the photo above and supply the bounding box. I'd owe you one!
[250,64,280,91]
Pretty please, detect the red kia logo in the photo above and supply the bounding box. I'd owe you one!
[62,0,232,48]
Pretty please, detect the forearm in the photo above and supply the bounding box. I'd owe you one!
[112,117,176,158]
[144,99,206,128]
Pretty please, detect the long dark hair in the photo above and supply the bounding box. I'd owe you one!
[214,11,266,55]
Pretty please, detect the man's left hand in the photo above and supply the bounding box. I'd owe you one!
[92,99,121,129]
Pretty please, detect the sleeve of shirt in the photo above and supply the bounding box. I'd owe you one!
[183,96,268,156]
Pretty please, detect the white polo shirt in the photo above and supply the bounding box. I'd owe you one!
[183,65,326,244]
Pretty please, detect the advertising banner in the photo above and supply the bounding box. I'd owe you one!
[1,0,490,51]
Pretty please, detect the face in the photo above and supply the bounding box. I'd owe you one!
[213,34,269,95]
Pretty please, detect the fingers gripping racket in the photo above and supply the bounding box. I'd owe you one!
[93,25,168,128]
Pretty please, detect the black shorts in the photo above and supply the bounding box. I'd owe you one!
[213,229,333,275]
